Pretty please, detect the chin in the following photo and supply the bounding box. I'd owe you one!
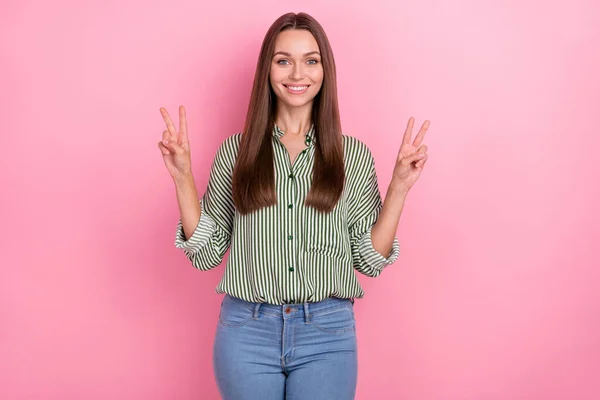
[282,99,314,108]
[279,93,317,108]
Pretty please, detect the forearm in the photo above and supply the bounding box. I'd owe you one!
[174,173,201,241]
[371,183,408,257]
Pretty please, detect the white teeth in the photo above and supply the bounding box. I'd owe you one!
[287,86,307,91]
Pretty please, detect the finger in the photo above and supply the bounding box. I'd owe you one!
[416,154,428,168]
[164,138,184,154]
[179,105,188,139]
[160,107,178,136]
[418,144,428,154]
[161,130,172,145]
[401,117,414,147]
[401,151,426,166]
[158,141,170,155]
[413,120,430,148]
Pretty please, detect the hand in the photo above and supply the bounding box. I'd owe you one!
[157,106,193,181]
[391,117,430,193]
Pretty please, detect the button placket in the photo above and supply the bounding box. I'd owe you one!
[290,146,312,299]
[280,145,299,282]
[287,167,297,275]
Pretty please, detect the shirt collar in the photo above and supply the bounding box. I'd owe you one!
[273,123,316,146]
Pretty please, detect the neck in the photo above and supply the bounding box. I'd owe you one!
[275,101,313,136]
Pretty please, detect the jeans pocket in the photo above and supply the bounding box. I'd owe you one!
[309,305,356,334]
[218,296,255,328]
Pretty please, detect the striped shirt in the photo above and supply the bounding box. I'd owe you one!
[175,124,400,304]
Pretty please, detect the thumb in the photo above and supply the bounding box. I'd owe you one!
[164,138,184,154]
[401,152,426,166]
[158,141,170,155]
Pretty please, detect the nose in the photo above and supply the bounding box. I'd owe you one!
[290,63,304,80]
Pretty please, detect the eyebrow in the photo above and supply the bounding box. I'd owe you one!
[273,51,321,57]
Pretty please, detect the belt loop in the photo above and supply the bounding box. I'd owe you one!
[350,297,355,305]
[253,303,261,319]
[303,303,310,323]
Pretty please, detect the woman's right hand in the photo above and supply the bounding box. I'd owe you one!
[158,105,193,182]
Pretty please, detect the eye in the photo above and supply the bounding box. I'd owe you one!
[307,59,319,65]
[276,59,290,65]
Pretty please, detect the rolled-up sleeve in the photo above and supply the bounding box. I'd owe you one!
[174,137,236,271]
[175,201,217,253]
[347,146,400,277]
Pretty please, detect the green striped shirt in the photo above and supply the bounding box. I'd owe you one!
[175,125,400,304]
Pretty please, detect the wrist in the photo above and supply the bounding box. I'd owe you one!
[387,181,410,198]
[174,171,195,187]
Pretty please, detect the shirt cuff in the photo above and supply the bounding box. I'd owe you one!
[174,201,217,254]
[357,227,400,271]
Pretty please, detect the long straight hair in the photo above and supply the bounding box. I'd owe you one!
[232,12,345,215]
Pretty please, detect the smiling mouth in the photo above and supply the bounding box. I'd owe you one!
[283,84,309,94]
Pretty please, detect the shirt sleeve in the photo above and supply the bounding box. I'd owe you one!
[174,137,236,271]
[347,145,400,277]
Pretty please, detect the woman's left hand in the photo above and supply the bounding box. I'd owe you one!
[390,117,430,193]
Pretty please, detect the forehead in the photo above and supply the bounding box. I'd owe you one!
[273,29,320,54]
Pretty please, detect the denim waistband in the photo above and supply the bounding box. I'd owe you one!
[224,293,354,321]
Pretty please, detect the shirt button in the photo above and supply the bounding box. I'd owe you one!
[288,204,293,209]
[288,173,294,179]
[289,267,294,272]
[288,235,293,240]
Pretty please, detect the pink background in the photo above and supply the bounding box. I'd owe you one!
[1,0,599,399]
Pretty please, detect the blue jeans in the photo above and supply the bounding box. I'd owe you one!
[213,294,358,400]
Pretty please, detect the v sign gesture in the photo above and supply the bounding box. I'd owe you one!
[390,117,430,193]
[369,117,430,259]
[371,117,429,257]
[158,106,193,182]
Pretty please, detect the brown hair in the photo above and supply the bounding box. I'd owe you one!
[231,12,345,215]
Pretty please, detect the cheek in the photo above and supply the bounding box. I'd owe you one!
[269,69,282,87]
[309,69,324,85]
[310,73,324,91]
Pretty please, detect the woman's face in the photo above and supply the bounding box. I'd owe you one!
[269,29,324,110]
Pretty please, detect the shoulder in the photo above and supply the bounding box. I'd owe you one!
[217,132,242,155]
[342,134,375,170]
[213,133,242,169]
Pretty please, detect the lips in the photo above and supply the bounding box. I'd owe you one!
[283,84,309,94]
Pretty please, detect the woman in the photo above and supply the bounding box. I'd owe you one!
[158,12,429,400]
